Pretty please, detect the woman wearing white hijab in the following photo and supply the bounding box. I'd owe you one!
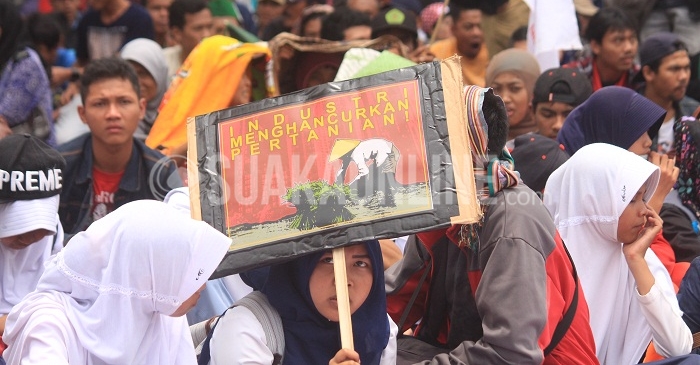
[120,38,169,141]
[0,196,62,335]
[0,134,66,338]
[2,200,230,364]
[543,143,693,365]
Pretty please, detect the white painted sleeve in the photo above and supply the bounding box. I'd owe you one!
[636,284,693,357]
[209,305,275,365]
[379,313,398,365]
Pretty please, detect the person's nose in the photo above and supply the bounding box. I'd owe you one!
[106,102,120,119]
[552,115,565,134]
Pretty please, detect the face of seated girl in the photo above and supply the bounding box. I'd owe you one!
[309,244,374,322]
[170,283,207,317]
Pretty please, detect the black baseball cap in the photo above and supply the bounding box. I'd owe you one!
[511,133,570,193]
[533,67,593,107]
[0,134,66,201]
[633,32,688,83]
[371,7,417,39]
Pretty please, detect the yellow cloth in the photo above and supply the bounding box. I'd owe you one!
[145,35,272,155]
[429,37,489,87]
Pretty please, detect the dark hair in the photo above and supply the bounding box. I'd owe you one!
[483,89,509,153]
[646,39,689,73]
[447,3,480,21]
[320,7,370,41]
[80,58,140,102]
[169,0,208,30]
[24,13,61,83]
[301,11,329,37]
[509,25,527,47]
[584,7,636,44]
[26,13,61,50]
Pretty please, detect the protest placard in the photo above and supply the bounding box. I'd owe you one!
[188,57,479,278]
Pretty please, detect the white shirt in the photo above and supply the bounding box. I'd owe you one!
[210,306,398,365]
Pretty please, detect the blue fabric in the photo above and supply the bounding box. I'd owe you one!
[261,240,389,365]
[557,86,666,155]
[646,354,700,364]
[0,47,55,147]
[186,278,234,325]
[678,257,700,333]
[55,48,77,68]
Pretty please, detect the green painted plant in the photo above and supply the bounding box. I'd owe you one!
[283,181,355,230]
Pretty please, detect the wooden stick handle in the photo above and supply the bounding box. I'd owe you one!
[333,247,354,350]
[186,117,202,221]
[428,0,451,45]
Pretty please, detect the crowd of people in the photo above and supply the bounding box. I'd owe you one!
[2,0,700,363]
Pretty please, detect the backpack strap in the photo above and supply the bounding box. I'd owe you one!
[237,291,285,362]
[197,291,285,365]
[543,242,579,356]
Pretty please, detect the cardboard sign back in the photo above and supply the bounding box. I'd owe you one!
[188,57,480,278]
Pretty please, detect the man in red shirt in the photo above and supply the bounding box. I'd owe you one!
[57,58,181,239]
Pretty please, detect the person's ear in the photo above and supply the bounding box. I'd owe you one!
[77,104,87,125]
[138,97,146,120]
[642,65,655,82]
[170,27,182,44]
[590,39,600,57]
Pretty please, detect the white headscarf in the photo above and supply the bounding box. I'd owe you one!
[543,143,677,365]
[3,200,230,365]
[120,38,169,140]
[0,195,63,314]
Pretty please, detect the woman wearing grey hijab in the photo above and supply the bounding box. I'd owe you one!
[120,38,169,141]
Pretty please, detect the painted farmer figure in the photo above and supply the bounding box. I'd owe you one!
[330,138,400,206]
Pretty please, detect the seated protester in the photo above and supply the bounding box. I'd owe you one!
[75,0,154,64]
[532,67,593,139]
[485,48,541,145]
[261,0,308,41]
[2,200,230,364]
[320,7,372,42]
[163,0,215,79]
[120,38,169,141]
[558,86,671,213]
[370,7,417,54]
[660,117,700,262]
[510,133,569,196]
[371,7,435,64]
[543,143,695,364]
[563,7,639,92]
[164,187,252,325]
[299,4,333,38]
[147,35,272,156]
[429,4,488,87]
[634,32,700,156]
[384,86,599,364]
[58,58,181,238]
[206,240,397,365]
[0,135,65,349]
[0,0,56,147]
[557,86,688,289]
